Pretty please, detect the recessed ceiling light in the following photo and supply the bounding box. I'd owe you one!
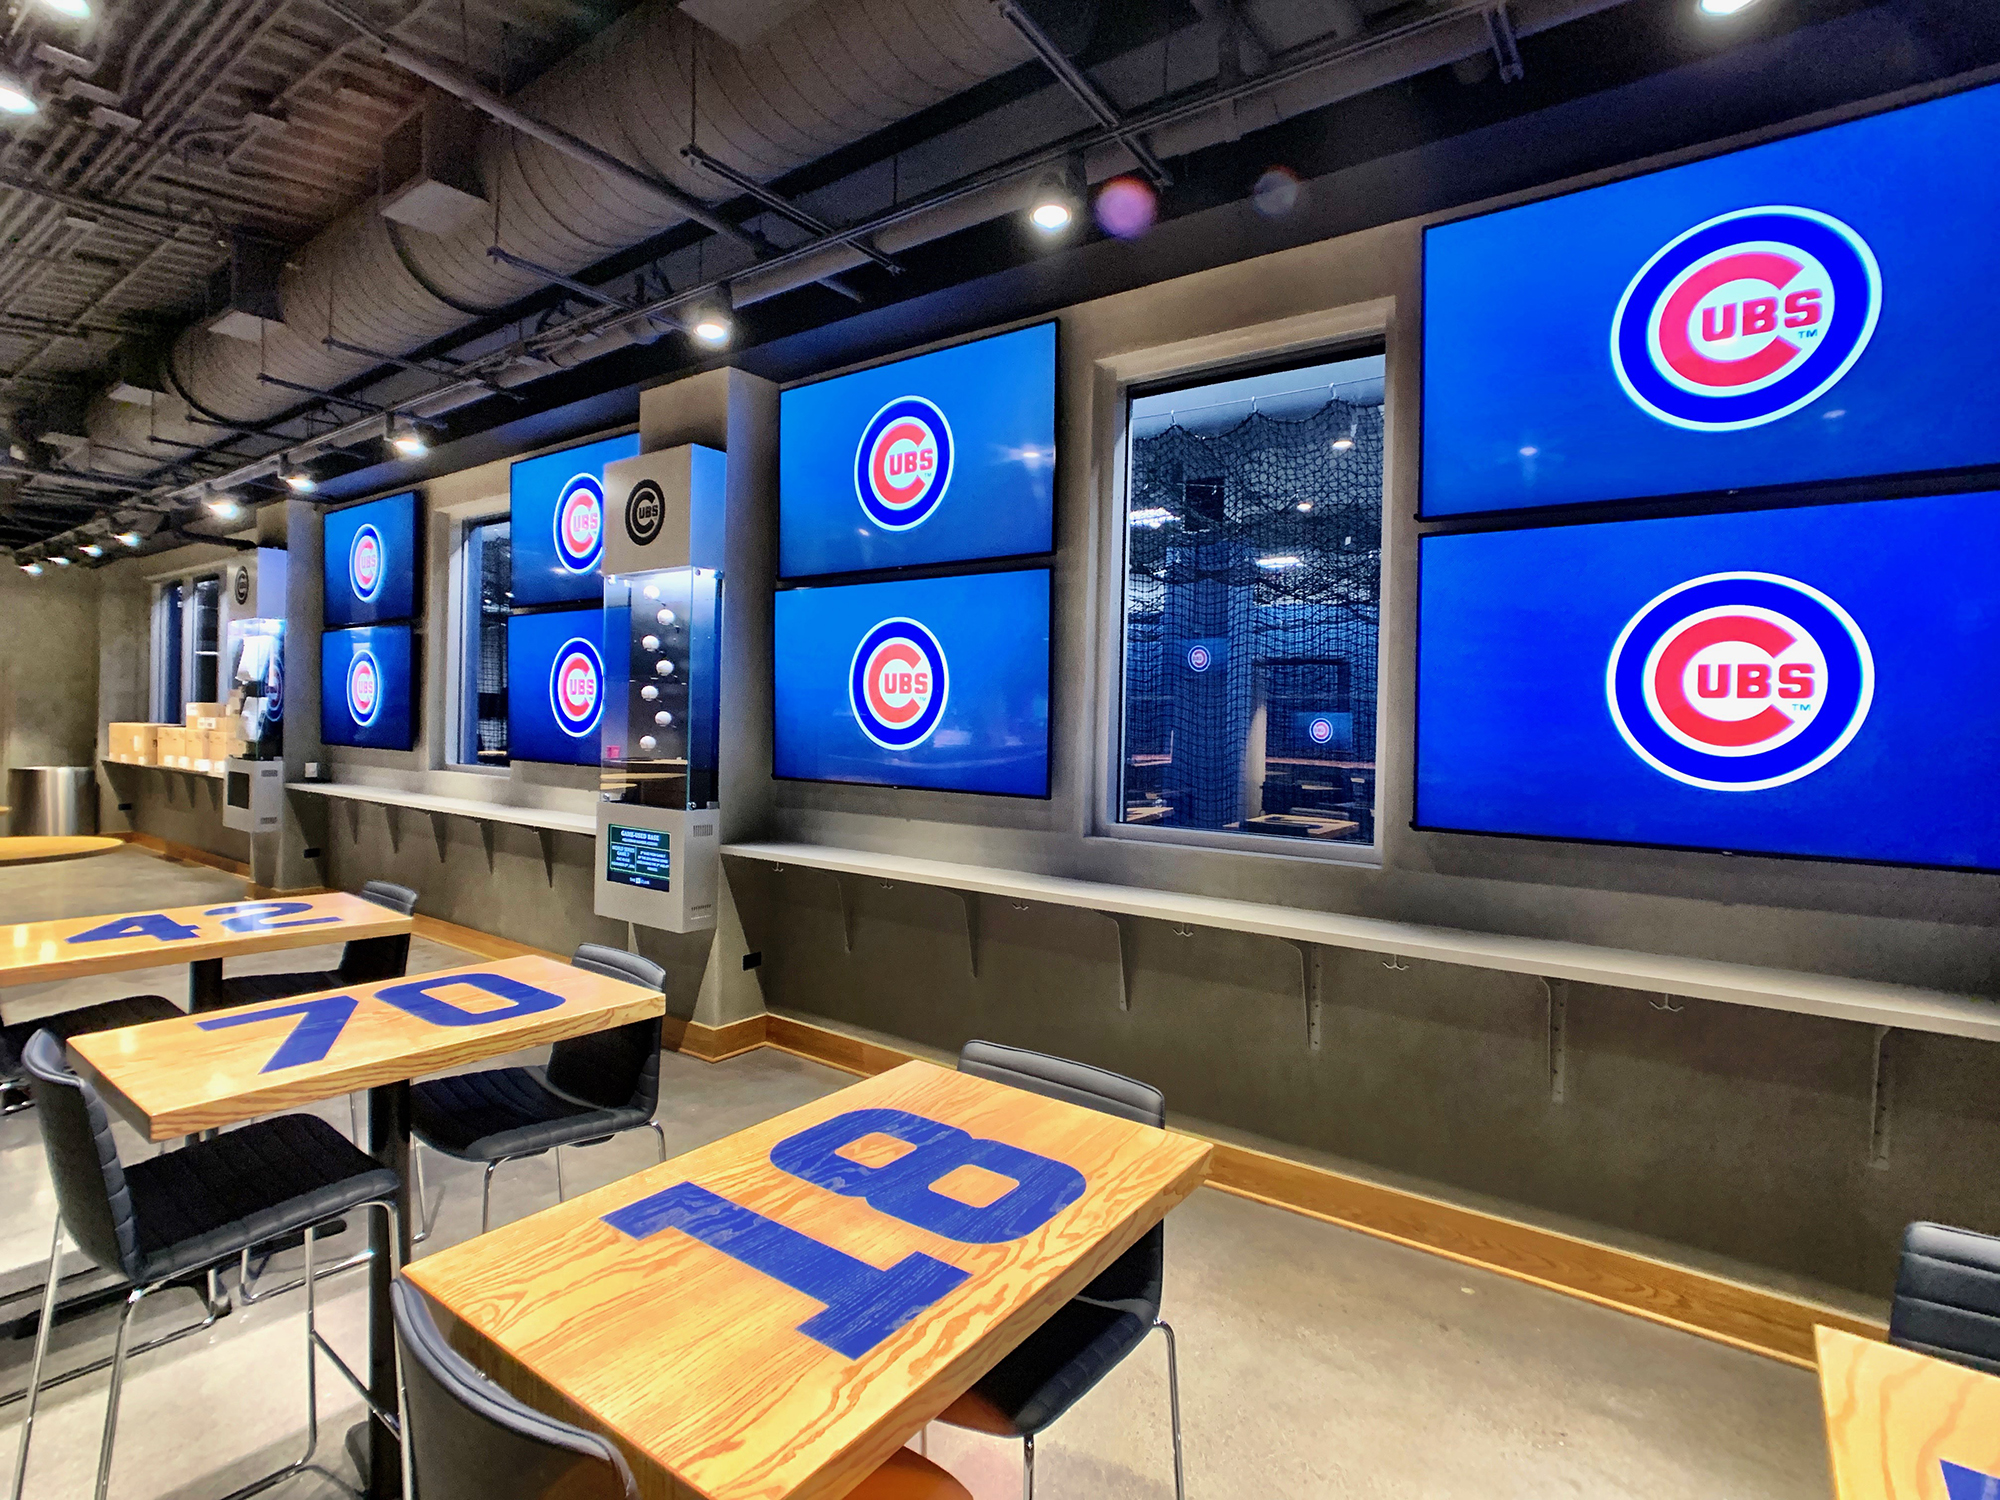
[0,79,39,116]
[1697,0,1761,15]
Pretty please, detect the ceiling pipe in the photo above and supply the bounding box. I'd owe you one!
[994,0,1174,187]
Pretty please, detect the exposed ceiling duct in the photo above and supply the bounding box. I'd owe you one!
[76,0,1038,481]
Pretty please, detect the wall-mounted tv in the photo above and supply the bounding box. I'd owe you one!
[507,606,604,767]
[321,624,417,751]
[323,492,418,626]
[1422,81,2000,518]
[510,433,642,606]
[774,568,1050,797]
[780,322,1056,579]
[1414,490,2000,870]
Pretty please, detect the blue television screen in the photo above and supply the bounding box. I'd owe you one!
[321,624,416,751]
[507,607,604,767]
[510,433,641,606]
[774,569,1050,796]
[1422,81,2000,517]
[779,322,1056,578]
[323,492,418,626]
[1415,491,2000,869]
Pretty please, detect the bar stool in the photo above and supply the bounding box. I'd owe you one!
[1890,1221,2000,1374]
[9,1029,402,1500]
[191,879,419,1012]
[393,1281,975,1499]
[935,1040,1186,1500]
[409,943,667,1238]
[0,994,184,1113]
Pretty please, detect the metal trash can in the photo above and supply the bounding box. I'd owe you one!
[7,766,97,836]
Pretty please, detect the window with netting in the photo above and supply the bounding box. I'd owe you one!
[459,518,511,765]
[1119,350,1384,846]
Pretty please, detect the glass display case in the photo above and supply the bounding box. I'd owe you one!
[600,566,721,810]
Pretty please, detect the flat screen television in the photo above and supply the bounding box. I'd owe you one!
[509,433,642,606]
[321,624,416,751]
[773,568,1050,796]
[507,606,605,767]
[779,322,1056,578]
[323,491,418,626]
[1414,490,2000,870]
[1421,80,2000,518]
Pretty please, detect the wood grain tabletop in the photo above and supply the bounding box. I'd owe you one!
[67,953,664,1140]
[0,891,414,988]
[1818,1325,2000,1499]
[406,1058,1212,1500]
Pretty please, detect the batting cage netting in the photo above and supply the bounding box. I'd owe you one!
[1121,393,1381,844]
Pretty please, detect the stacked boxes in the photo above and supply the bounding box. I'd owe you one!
[156,725,189,767]
[105,723,161,765]
[104,709,249,772]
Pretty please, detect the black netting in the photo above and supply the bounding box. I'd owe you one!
[474,521,510,760]
[1121,399,1381,843]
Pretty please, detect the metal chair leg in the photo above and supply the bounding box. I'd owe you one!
[92,1283,150,1500]
[480,1161,497,1234]
[554,1146,565,1202]
[649,1119,667,1163]
[1022,1433,1035,1500]
[1157,1318,1185,1500]
[8,1220,64,1500]
[411,1143,434,1246]
[347,1093,362,1146]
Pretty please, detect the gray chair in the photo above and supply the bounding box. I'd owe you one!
[1889,1221,2000,1375]
[0,994,183,1113]
[10,1029,401,1500]
[936,1040,1185,1500]
[394,1279,639,1500]
[393,1279,976,1500]
[410,944,667,1237]
[192,879,420,1012]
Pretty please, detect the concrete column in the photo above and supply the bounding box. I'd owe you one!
[261,497,325,892]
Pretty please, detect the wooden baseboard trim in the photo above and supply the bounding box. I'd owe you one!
[116,830,250,878]
[752,1010,1887,1370]
[671,1013,769,1063]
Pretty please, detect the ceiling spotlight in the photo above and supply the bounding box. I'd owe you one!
[1029,156,1084,235]
[1031,200,1072,233]
[389,418,427,458]
[80,543,102,557]
[1697,0,1761,14]
[21,561,41,575]
[50,554,70,566]
[39,0,91,16]
[115,530,141,548]
[281,464,317,493]
[208,494,242,521]
[0,78,38,117]
[690,314,731,347]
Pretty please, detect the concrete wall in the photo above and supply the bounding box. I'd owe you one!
[0,564,103,782]
[739,211,2000,1302]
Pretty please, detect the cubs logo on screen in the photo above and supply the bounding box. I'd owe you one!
[849,618,950,750]
[1611,207,1881,432]
[1606,571,1873,792]
[854,396,954,531]
[548,638,604,739]
[349,523,384,602]
[345,648,382,728]
[554,474,605,573]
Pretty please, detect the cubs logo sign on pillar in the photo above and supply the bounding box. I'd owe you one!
[549,638,604,740]
[849,618,949,750]
[855,396,954,530]
[554,474,606,573]
[1606,571,1873,790]
[350,523,384,602]
[346,647,382,728]
[1611,206,1881,431]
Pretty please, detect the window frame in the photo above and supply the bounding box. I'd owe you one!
[1090,303,1395,866]
[147,567,224,721]
[443,504,511,775]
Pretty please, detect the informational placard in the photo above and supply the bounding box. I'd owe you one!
[323,492,418,626]
[1422,81,2000,517]
[605,824,670,890]
[510,433,642,606]
[780,323,1056,578]
[774,568,1050,797]
[1415,490,2000,869]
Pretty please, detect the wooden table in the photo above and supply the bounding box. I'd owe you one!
[407,1058,1211,1500]
[1817,1326,2000,1498]
[0,835,123,866]
[70,952,666,1500]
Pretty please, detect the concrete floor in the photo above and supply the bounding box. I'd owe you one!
[0,849,1837,1499]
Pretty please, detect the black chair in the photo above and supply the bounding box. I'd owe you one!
[0,994,183,1113]
[1889,1221,2000,1375]
[393,1280,976,1500]
[409,943,667,1237]
[936,1041,1185,1500]
[192,879,420,1012]
[11,1029,401,1500]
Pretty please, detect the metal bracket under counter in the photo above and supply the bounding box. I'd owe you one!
[286,782,594,886]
